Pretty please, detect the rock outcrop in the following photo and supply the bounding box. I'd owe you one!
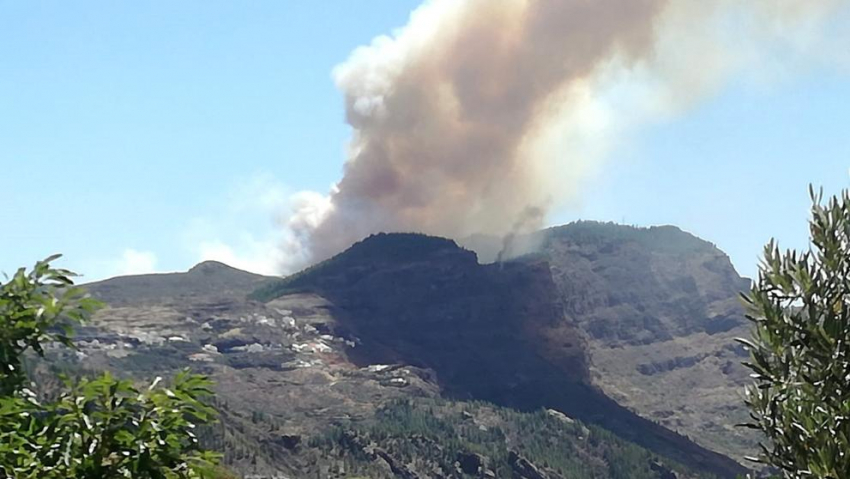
[259,232,746,478]
[464,222,760,462]
[534,223,758,461]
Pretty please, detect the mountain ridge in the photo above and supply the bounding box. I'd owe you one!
[457,222,757,461]
[69,222,756,477]
[85,260,274,306]
[253,229,747,477]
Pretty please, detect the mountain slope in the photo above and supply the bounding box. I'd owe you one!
[86,260,273,305]
[257,232,746,478]
[463,222,759,463]
[536,223,757,462]
[65,241,739,478]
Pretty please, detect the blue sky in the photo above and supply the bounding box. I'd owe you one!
[2,1,849,281]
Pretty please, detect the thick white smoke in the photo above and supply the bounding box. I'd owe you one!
[277,0,849,272]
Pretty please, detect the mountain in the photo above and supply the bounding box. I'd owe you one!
[254,232,746,477]
[63,225,756,477]
[86,260,273,305]
[539,223,757,461]
[463,222,759,462]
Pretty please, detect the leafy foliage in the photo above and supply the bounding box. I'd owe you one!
[0,372,219,478]
[739,188,850,478]
[0,256,222,478]
[0,254,98,395]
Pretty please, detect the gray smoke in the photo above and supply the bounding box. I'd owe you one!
[496,206,546,264]
[278,0,848,271]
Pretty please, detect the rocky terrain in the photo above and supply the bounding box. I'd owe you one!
[253,233,744,476]
[73,263,439,476]
[54,223,759,478]
[464,222,759,462]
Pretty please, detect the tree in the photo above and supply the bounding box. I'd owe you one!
[0,256,221,478]
[740,188,850,478]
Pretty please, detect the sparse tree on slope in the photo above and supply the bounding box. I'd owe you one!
[740,188,850,478]
[0,256,222,478]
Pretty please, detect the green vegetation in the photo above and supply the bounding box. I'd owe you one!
[739,188,850,477]
[0,256,222,478]
[310,398,711,479]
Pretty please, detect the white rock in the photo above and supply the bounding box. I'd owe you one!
[189,353,214,362]
[367,364,392,373]
[292,342,332,354]
[546,409,575,424]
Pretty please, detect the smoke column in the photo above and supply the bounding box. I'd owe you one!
[279,0,849,271]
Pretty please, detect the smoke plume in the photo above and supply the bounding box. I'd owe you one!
[279,0,849,271]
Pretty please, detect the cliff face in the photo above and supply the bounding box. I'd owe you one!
[494,222,759,463]
[271,233,590,393]
[537,223,749,345]
[265,232,746,478]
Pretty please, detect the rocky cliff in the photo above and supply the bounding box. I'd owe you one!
[257,232,746,477]
[462,222,759,463]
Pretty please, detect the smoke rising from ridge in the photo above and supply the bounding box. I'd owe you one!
[278,0,849,271]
